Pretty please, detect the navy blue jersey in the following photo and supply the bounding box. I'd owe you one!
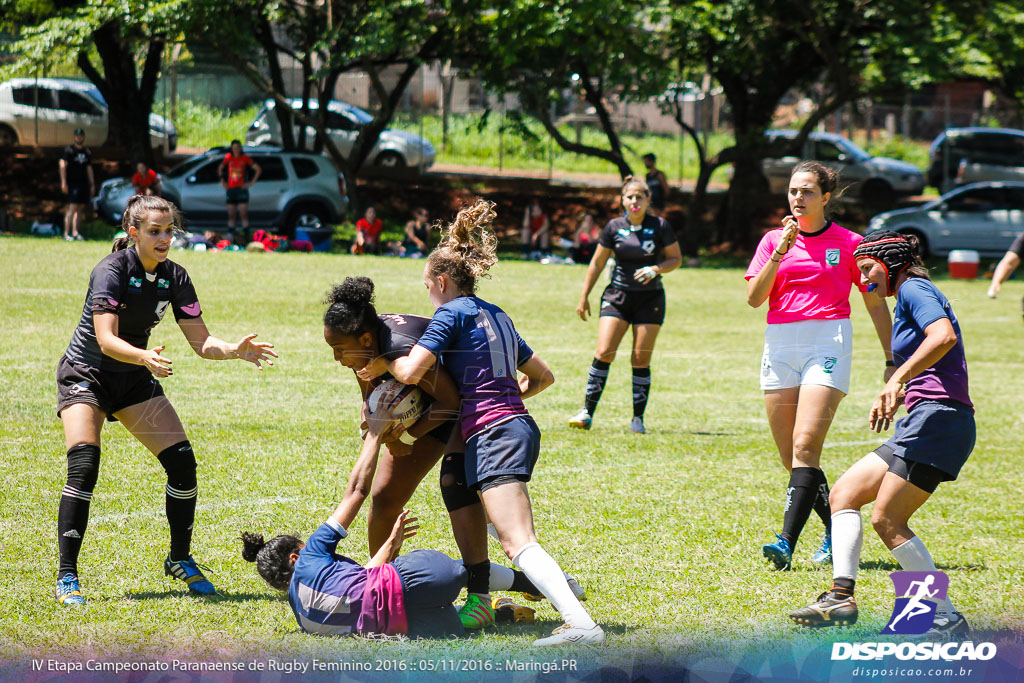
[65,248,202,372]
[598,215,677,291]
[288,519,367,635]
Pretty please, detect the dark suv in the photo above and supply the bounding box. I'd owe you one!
[927,127,1024,192]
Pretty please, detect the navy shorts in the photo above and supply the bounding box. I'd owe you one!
[874,399,975,481]
[599,285,666,325]
[464,415,540,489]
[391,550,466,638]
[56,355,165,421]
[67,184,90,204]
[226,187,249,204]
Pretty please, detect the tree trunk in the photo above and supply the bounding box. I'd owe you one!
[439,60,455,152]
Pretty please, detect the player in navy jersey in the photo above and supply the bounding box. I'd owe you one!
[359,200,605,647]
[322,276,550,628]
[242,401,536,638]
[54,194,277,606]
[569,176,682,434]
[790,231,974,638]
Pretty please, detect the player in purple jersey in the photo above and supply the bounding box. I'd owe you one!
[241,398,537,637]
[322,276,546,628]
[54,195,277,606]
[359,200,605,647]
[790,231,974,638]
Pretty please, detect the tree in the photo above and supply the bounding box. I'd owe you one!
[667,0,965,248]
[470,0,672,180]
[1,0,180,162]
[948,2,1024,119]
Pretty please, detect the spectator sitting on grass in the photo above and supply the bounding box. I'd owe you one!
[132,161,161,197]
[352,206,383,255]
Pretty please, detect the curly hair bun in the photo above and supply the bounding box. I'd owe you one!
[325,276,374,310]
[240,531,267,563]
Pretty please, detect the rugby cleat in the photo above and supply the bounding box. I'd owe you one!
[921,611,970,640]
[55,573,85,606]
[630,416,646,434]
[789,591,859,627]
[762,533,793,570]
[811,533,833,564]
[492,597,536,624]
[533,623,606,647]
[522,573,588,602]
[458,593,495,629]
[568,409,592,430]
[164,555,217,595]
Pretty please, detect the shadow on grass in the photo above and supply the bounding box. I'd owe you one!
[859,559,986,572]
[124,590,283,603]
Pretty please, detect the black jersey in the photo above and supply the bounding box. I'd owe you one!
[646,170,665,209]
[1009,231,1024,258]
[377,313,432,362]
[65,248,202,372]
[599,215,678,291]
[61,145,92,186]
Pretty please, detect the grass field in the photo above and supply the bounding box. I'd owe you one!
[1,236,1022,672]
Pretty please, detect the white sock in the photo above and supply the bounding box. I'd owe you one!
[512,542,595,629]
[890,536,956,614]
[488,563,514,591]
[831,509,863,582]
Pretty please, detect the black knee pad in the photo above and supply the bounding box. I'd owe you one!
[157,440,197,494]
[66,443,101,493]
[439,452,478,512]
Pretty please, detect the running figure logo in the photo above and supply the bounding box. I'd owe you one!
[882,571,949,635]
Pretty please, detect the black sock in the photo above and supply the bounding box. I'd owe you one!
[465,560,491,595]
[58,444,101,577]
[510,570,539,595]
[831,577,855,598]
[584,359,611,415]
[812,469,832,534]
[158,441,197,561]
[631,367,651,418]
[780,467,820,550]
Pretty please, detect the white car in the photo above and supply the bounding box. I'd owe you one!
[0,78,176,150]
[245,98,435,170]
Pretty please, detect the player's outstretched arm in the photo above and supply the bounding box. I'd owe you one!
[518,354,555,399]
[178,316,278,369]
[94,312,173,376]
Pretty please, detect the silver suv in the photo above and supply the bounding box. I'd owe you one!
[94,147,348,235]
[246,98,435,171]
[762,130,924,204]
[0,78,176,150]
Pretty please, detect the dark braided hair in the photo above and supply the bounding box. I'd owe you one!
[240,531,303,591]
[854,230,929,295]
[323,276,378,335]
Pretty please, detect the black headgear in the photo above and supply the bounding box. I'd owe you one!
[853,231,915,296]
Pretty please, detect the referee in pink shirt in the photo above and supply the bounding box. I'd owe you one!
[745,161,894,571]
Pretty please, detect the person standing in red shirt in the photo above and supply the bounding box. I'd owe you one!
[131,161,162,197]
[352,206,384,255]
[218,140,261,235]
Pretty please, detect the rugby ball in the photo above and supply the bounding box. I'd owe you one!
[364,378,428,434]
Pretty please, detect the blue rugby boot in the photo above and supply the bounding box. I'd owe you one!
[55,573,85,606]
[164,554,217,595]
[762,533,793,570]
[811,533,832,565]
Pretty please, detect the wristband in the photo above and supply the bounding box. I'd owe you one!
[885,360,895,367]
[398,430,416,445]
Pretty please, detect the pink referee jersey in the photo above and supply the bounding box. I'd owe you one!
[745,223,868,324]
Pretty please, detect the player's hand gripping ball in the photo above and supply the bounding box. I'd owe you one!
[362,378,428,440]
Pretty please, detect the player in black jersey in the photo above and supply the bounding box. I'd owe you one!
[570,176,682,433]
[323,276,555,629]
[54,195,277,606]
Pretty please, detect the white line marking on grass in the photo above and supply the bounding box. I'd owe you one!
[90,495,303,524]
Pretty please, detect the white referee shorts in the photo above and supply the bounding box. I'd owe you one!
[759,318,853,393]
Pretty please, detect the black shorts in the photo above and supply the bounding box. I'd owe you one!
[599,285,666,325]
[67,184,90,205]
[423,419,456,446]
[226,187,249,205]
[56,355,165,422]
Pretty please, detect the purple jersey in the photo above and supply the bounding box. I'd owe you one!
[892,278,972,411]
[416,297,533,439]
[288,519,368,635]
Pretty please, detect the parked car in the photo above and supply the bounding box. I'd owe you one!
[864,181,1024,257]
[94,147,348,235]
[927,127,1024,193]
[245,98,435,170]
[0,78,176,150]
[762,130,925,204]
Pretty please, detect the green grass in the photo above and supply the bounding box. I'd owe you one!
[1,237,1021,673]
[173,100,262,152]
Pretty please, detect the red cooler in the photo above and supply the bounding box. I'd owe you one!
[948,250,979,279]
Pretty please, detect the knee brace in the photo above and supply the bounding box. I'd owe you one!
[439,452,478,512]
[157,440,197,499]
[64,443,101,500]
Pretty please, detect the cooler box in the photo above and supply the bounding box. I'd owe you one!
[294,227,333,252]
[948,250,979,279]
